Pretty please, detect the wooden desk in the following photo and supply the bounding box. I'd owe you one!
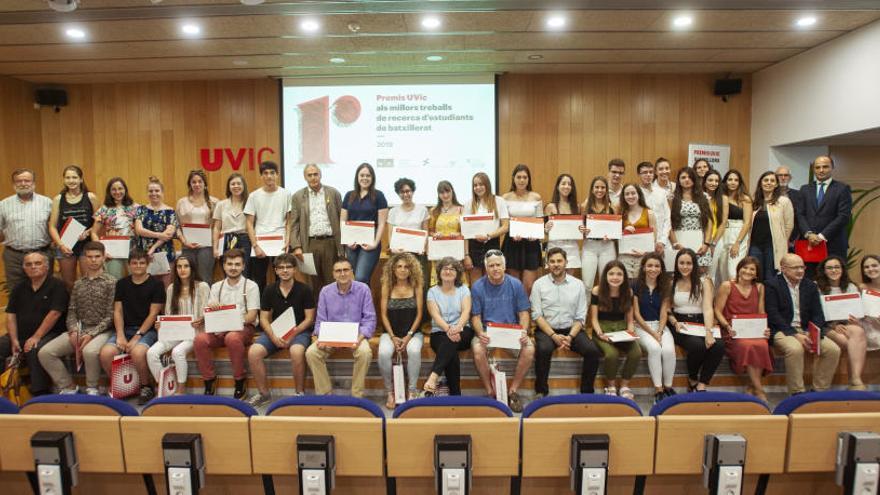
[787,412,880,473]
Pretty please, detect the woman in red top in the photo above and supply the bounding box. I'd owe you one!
[714,256,773,403]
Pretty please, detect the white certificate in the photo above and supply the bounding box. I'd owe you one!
[252,234,285,257]
[204,304,243,333]
[548,215,584,241]
[822,292,865,321]
[460,214,497,239]
[340,221,375,245]
[317,321,360,347]
[428,236,466,261]
[673,229,704,251]
[181,223,213,247]
[390,227,428,254]
[620,227,655,255]
[486,322,524,350]
[731,313,768,339]
[605,330,639,343]
[270,307,298,340]
[157,315,195,342]
[863,290,880,318]
[296,252,318,276]
[508,217,545,240]
[148,254,171,275]
[59,217,87,250]
[678,322,721,338]
[585,214,623,240]
[100,236,130,259]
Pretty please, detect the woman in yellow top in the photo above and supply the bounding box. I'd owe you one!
[618,184,657,278]
[427,181,468,286]
[703,169,729,280]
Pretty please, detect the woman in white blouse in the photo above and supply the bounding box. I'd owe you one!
[502,164,542,295]
[463,172,509,283]
[816,255,868,390]
[388,177,429,252]
[212,173,251,276]
[177,169,219,283]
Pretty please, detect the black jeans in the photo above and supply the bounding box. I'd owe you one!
[0,333,57,395]
[429,327,475,396]
[669,313,725,384]
[534,329,602,394]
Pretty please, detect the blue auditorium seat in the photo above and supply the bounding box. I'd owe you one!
[773,390,880,415]
[266,395,385,418]
[649,391,770,416]
[21,394,138,416]
[0,396,19,414]
[522,393,642,418]
[393,395,513,418]
[142,395,257,417]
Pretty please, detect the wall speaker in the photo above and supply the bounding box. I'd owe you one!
[713,79,742,97]
[35,89,68,108]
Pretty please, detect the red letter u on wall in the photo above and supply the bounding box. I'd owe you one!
[200,148,223,171]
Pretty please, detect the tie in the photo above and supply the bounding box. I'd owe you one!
[817,182,826,206]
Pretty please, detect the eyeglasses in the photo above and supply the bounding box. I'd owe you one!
[485,249,503,257]
[776,173,791,177]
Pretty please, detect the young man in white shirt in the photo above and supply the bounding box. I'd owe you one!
[244,161,292,292]
[636,161,671,252]
[607,158,625,207]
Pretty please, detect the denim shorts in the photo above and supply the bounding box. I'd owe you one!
[107,326,158,348]
[253,330,313,354]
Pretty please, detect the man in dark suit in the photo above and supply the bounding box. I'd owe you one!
[775,166,802,250]
[797,155,852,276]
[766,253,840,395]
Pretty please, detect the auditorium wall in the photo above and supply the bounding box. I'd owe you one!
[0,76,43,178]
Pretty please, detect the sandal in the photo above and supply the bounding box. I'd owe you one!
[619,387,634,400]
[604,386,617,396]
[688,381,698,393]
[385,391,396,409]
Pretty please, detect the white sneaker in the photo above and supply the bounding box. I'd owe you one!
[59,386,79,395]
[85,387,100,396]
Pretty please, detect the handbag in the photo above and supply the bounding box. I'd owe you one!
[110,353,140,399]
[1,354,33,407]
[391,351,406,405]
[794,240,828,263]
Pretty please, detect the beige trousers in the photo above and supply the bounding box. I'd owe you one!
[38,332,111,389]
[305,339,372,398]
[773,330,841,394]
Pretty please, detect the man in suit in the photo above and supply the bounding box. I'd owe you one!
[797,155,852,276]
[775,165,802,250]
[766,253,840,395]
[290,164,343,295]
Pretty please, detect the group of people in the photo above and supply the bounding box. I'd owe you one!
[0,153,874,412]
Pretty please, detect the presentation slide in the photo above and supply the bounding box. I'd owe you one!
[281,75,497,205]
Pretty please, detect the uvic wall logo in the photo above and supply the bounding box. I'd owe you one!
[200,147,276,171]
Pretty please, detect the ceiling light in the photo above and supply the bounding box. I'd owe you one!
[47,0,78,12]
[300,19,320,33]
[329,57,346,64]
[181,23,201,35]
[528,54,543,60]
[421,16,441,29]
[65,27,86,39]
[240,0,265,5]
[673,15,693,28]
[426,55,443,62]
[546,15,566,29]
[796,16,817,27]
[232,60,249,66]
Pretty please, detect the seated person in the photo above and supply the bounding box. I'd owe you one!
[470,249,534,413]
[246,254,315,407]
[99,249,164,404]
[38,242,115,395]
[423,257,473,396]
[632,253,676,404]
[766,253,840,395]
[194,248,260,398]
[816,255,868,390]
[305,257,375,398]
[531,247,600,398]
[1,251,68,396]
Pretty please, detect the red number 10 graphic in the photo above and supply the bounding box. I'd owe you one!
[296,95,361,165]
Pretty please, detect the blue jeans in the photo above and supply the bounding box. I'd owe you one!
[346,244,381,285]
[749,244,776,282]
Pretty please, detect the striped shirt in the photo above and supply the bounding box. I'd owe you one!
[66,272,116,337]
[0,193,52,250]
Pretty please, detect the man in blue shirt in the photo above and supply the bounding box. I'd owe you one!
[470,249,533,412]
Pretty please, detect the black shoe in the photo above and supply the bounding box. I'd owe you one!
[203,379,216,396]
[664,387,677,397]
[654,391,666,405]
[234,379,247,400]
[137,386,155,406]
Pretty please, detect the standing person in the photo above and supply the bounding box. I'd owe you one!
[670,167,713,269]
[377,252,424,407]
[463,173,509,284]
[775,165,802,249]
[306,258,375,398]
[766,254,840,395]
[135,177,178,288]
[590,261,641,399]
[176,170,218,284]
[718,170,753,284]
[653,157,676,202]
[859,255,880,352]
[194,249,260,399]
[703,169,729,280]
[618,184,657,278]
[666,249,724,391]
[579,176,617,290]
[544,174,581,274]
[93,177,138,279]
[212,173,251,274]
[48,166,97,290]
[815,255,868,390]
[693,159,711,187]
[0,168,53,292]
[797,155,852,277]
[341,163,388,285]
[502,164,543,295]
[147,255,210,396]
[427,181,467,286]
[606,159,626,207]
[245,161,292,292]
[38,242,115,395]
[750,172,794,282]
[636,161,671,253]
[289,164,343,295]
[246,254,315,406]
[632,253,676,403]
[1,251,68,396]
[423,258,473,396]
[388,177,429,245]
[470,250,534,413]
[99,249,164,404]
[531,248,601,397]
[714,257,773,403]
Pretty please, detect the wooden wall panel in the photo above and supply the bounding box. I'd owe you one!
[497,73,752,200]
[0,76,43,178]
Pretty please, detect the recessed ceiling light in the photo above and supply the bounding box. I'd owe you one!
[65,27,86,40]
[673,15,693,28]
[300,19,320,33]
[240,0,265,5]
[528,54,543,60]
[329,57,346,64]
[796,16,817,27]
[232,59,249,66]
[426,55,444,62]
[181,23,201,35]
[421,16,441,29]
[546,15,566,29]
[48,0,79,13]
